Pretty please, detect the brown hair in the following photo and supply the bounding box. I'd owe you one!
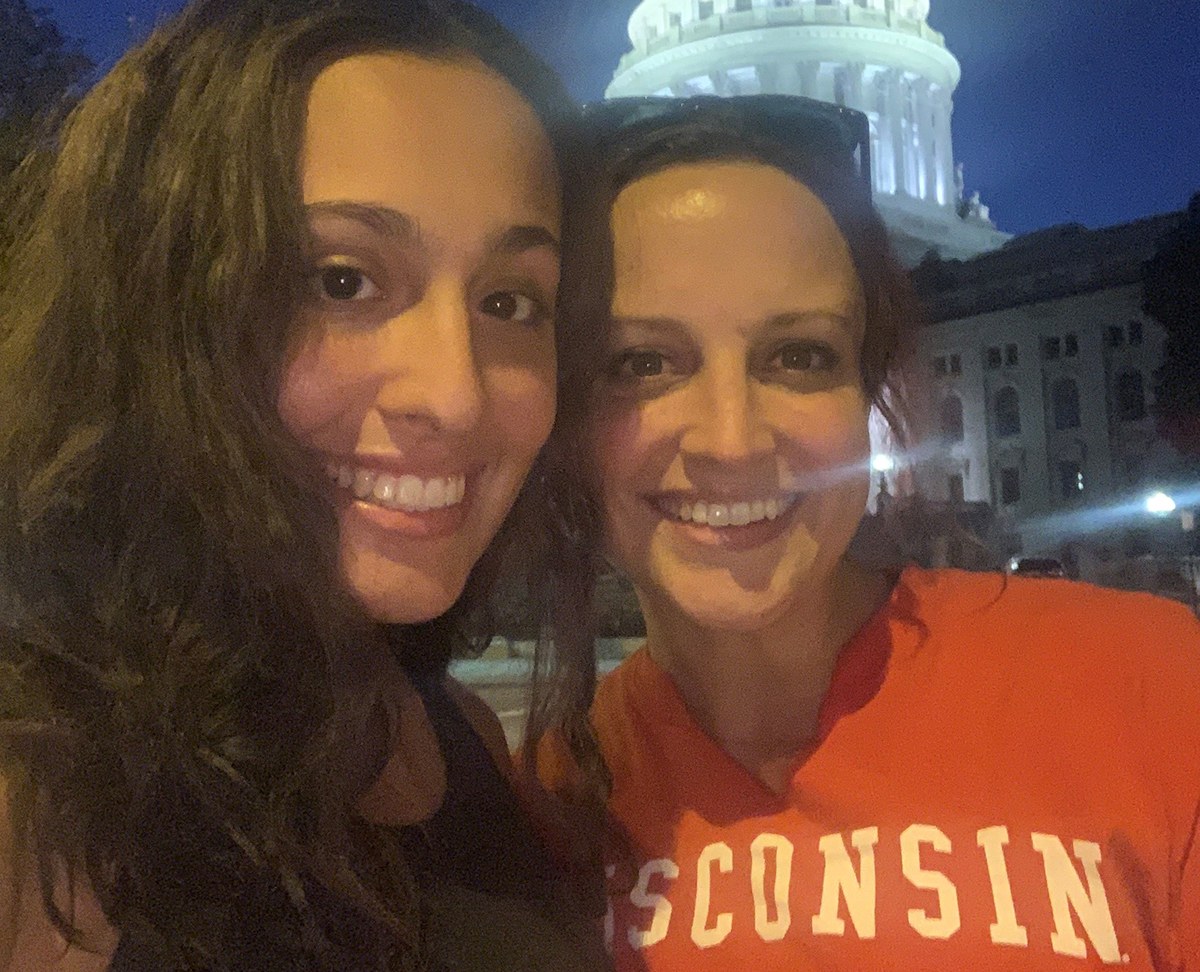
[0,0,601,967]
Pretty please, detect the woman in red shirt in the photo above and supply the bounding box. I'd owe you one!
[549,96,1200,972]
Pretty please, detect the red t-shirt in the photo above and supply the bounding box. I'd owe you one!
[559,567,1200,971]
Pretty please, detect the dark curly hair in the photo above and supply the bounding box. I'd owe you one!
[0,0,605,967]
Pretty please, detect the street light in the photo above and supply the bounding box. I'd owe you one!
[870,454,895,473]
[1145,490,1177,515]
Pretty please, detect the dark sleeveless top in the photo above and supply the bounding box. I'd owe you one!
[107,672,607,972]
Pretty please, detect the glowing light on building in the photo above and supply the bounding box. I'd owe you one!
[1145,491,1177,515]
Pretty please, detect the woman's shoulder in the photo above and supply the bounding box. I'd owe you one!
[902,564,1199,635]
[901,565,1200,710]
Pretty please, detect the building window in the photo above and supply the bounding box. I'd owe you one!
[939,394,964,443]
[734,0,752,10]
[1106,324,1124,348]
[668,11,682,26]
[986,346,1002,369]
[1128,319,1143,345]
[1058,460,1084,500]
[1042,336,1060,361]
[1052,377,1081,430]
[933,355,947,377]
[949,353,961,375]
[1064,333,1078,357]
[699,0,714,16]
[948,473,964,504]
[994,386,1021,437]
[1115,370,1146,421]
[646,23,659,39]
[1000,467,1021,505]
[1004,343,1018,367]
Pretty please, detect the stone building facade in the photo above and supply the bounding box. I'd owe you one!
[903,211,1193,596]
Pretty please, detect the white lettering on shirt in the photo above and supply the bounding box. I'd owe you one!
[977,825,1029,946]
[811,826,879,939]
[1030,834,1122,963]
[750,833,793,942]
[628,858,679,950]
[692,842,733,948]
[901,823,960,939]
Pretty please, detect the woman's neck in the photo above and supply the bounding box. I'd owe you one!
[640,559,893,787]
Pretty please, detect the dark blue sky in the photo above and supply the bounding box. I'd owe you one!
[42,0,1198,236]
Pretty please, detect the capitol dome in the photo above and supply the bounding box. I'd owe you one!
[608,0,1007,264]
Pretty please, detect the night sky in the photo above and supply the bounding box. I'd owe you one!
[40,0,1199,236]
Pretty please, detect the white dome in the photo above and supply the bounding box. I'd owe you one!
[609,0,1007,263]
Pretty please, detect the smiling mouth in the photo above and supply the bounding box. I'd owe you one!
[654,494,800,528]
[326,462,466,513]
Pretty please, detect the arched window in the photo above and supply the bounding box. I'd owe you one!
[994,386,1020,438]
[1116,370,1146,421]
[1052,377,1080,430]
[939,394,964,443]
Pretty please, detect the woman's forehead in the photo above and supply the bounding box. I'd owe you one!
[610,161,862,318]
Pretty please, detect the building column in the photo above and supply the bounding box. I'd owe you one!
[915,77,937,202]
[799,61,820,98]
[770,60,802,96]
[887,68,907,197]
[844,61,865,111]
[708,69,731,94]
[816,63,837,102]
[757,62,780,94]
[932,85,956,208]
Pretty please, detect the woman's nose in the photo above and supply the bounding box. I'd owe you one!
[680,356,773,464]
[372,281,484,436]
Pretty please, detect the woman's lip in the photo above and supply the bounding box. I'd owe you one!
[650,496,801,550]
[337,489,471,540]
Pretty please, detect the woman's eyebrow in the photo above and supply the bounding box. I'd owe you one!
[758,309,862,338]
[609,315,691,339]
[490,224,561,257]
[303,200,421,241]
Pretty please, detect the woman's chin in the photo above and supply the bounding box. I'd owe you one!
[651,579,797,635]
[344,565,467,625]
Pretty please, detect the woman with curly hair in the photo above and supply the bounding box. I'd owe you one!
[0,0,607,968]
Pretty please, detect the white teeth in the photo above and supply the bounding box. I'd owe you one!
[330,463,467,513]
[664,493,797,528]
[372,475,396,503]
[353,469,377,499]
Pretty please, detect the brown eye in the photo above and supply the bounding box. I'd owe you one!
[316,264,376,301]
[611,350,665,380]
[775,342,837,372]
[479,291,545,327]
